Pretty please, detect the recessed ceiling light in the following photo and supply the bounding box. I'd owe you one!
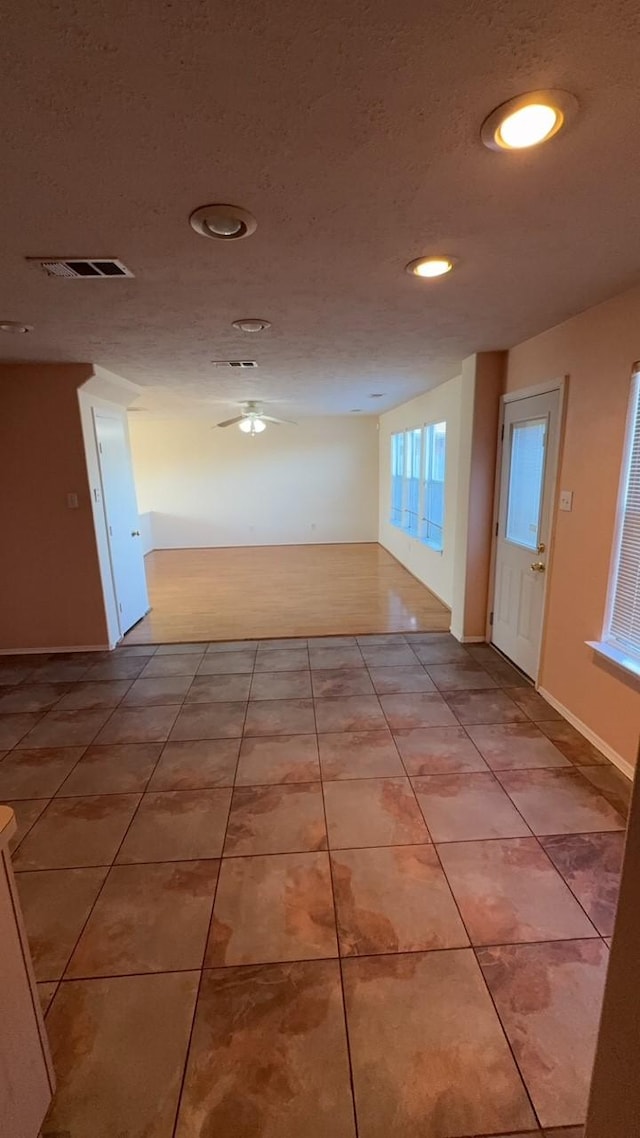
[189,204,257,241]
[406,256,456,279]
[232,318,271,333]
[0,320,33,333]
[481,90,578,151]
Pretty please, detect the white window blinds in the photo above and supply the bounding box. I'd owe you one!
[608,367,640,657]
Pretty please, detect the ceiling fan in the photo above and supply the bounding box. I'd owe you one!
[215,401,297,435]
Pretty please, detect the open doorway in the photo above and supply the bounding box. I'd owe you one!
[93,408,149,637]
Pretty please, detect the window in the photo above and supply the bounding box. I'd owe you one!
[505,417,547,550]
[390,421,447,551]
[422,421,446,550]
[390,432,405,526]
[603,367,640,666]
[405,428,422,537]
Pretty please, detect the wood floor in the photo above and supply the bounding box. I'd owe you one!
[123,544,450,644]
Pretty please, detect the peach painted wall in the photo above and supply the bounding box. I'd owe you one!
[505,285,640,768]
[0,364,109,650]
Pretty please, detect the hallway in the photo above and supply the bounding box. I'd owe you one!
[0,633,629,1137]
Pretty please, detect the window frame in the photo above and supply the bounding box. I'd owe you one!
[403,427,422,538]
[390,431,405,528]
[389,420,446,553]
[588,366,640,679]
[421,420,446,552]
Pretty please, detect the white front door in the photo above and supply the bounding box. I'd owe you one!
[492,387,562,679]
[93,411,149,636]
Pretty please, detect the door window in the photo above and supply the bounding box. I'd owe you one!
[505,417,547,550]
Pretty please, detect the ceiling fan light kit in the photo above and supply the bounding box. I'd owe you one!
[215,401,297,435]
[239,417,266,435]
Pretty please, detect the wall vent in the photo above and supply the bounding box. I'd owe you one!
[29,258,134,279]
[210,360,258,368]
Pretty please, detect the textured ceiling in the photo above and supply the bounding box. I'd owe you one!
[1,0,640,417]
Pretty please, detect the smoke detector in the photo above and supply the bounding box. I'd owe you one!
[189,204,257,241]
[29,258,134,279]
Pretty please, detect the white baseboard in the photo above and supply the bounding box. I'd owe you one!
[537,685,635,781]
[0,644,114,656]
[456,635,487,644]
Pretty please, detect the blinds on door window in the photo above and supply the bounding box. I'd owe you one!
[608,367,640,658]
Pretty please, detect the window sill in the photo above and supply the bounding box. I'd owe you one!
[586,640,640,682]
[390,520,444,553]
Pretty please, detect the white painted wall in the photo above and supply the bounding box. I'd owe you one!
[129,416,379,549]
[378,375,464,608]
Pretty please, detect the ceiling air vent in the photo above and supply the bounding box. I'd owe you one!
[29,258,134,279]
[211,360,258,368]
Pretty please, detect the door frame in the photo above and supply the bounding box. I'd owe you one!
[92,408,124,639]
[487,376,568,684]
[91,405,149,642]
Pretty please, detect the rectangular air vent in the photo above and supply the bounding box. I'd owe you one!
[210,360,258,368]
[29,258,134,279]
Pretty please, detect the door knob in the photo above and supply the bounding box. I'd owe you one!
[530,561,546,572]
[131,530,140,537]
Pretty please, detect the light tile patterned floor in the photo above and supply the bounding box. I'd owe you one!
[1,633,632,1138]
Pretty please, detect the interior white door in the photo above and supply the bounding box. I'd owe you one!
[492,388,561,679]
[93,411,149,636]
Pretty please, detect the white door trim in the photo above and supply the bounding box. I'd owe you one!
[92,407,149,638]
[502,376,567,404]
[92,408,125,639]
[487,376,568,673]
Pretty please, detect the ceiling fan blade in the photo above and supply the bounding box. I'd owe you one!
[261,415,297,425]
[215,416,244,428]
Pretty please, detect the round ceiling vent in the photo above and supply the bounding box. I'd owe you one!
[189,204,257,241]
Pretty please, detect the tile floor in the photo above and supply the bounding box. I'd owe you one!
[0,633,632,1138]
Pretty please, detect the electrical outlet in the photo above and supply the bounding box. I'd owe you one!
[66,492,79,509]
[559,490,573,512]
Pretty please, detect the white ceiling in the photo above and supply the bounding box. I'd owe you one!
[1,0,640,417]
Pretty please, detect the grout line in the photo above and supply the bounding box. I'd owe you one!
[46,930,601,973]
[169,683,246,1138]
[427,830,543,1129]
[318,727,361,1137]
[54,735,174,987]
[10,827,623,873]
[28,938,614,986]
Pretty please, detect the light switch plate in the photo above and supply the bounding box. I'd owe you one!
[559,489,573,512]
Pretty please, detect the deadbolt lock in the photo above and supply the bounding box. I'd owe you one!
[537,542,546,553]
